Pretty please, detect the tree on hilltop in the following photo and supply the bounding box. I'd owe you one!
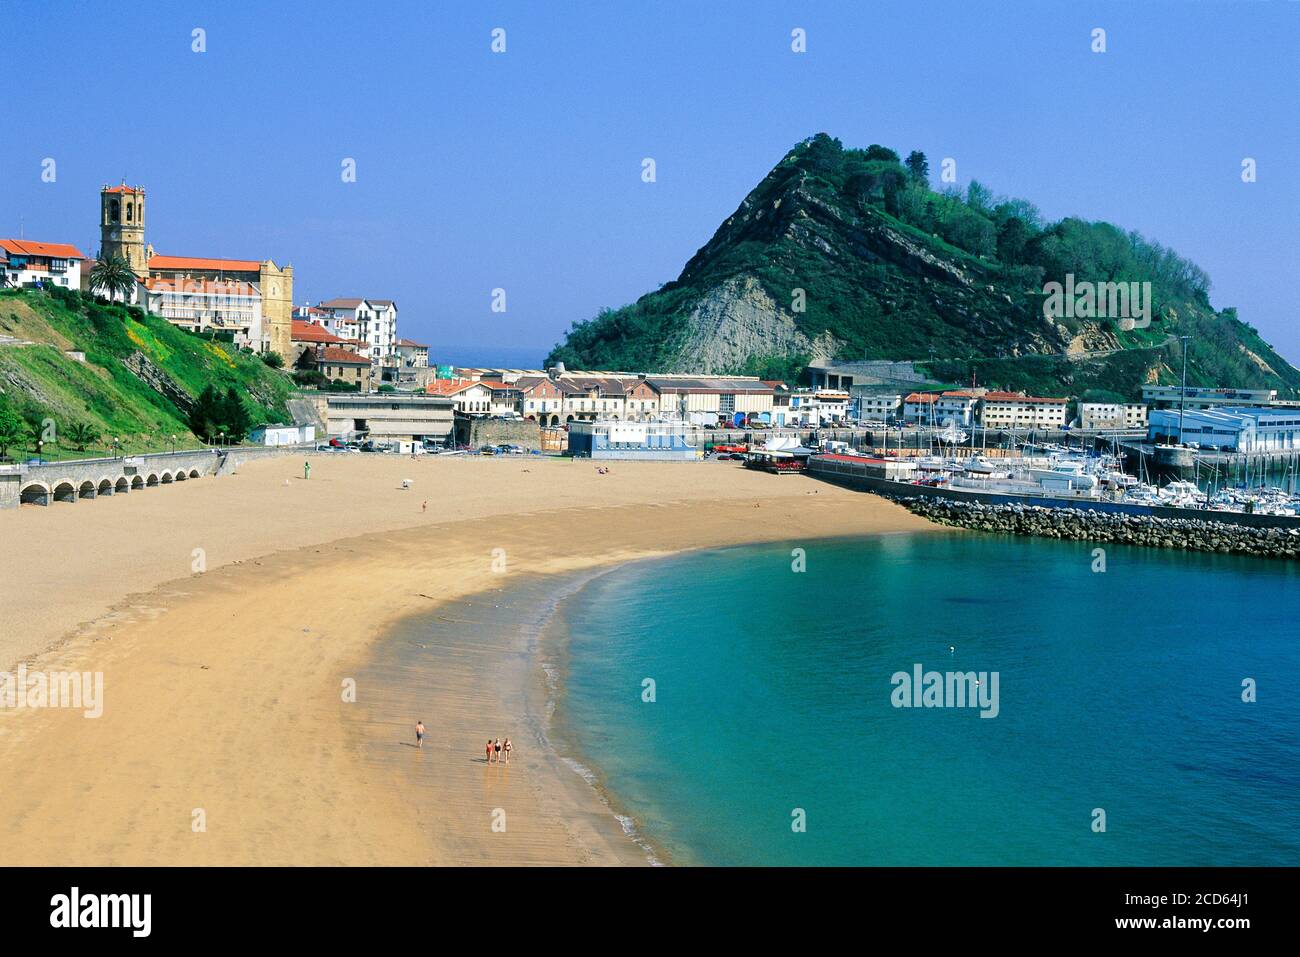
[89,254,137,303]
[905,150,930,187]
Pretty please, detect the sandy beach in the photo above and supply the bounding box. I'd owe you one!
[0,454,935,865]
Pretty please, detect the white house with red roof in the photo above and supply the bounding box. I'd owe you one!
[395,338,428,368]
[426,378,493,414]
[313,298,399,365]
[0,239,87,290]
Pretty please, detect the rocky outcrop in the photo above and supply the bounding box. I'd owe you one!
[122,350,195,415]
[902,498,1300,559]
[666,275,841,373]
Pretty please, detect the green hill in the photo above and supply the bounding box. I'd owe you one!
[547,134,1300,399]
[0,286,294,462]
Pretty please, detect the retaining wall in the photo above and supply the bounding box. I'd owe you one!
[1,444,317,508]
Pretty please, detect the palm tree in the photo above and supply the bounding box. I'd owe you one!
[66,421,99,451]
[89,254,137,303]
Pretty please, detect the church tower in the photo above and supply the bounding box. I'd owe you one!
[100,183,148,277]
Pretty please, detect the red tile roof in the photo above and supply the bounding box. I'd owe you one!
[0,239,88,259]
[904,392,937,404]
[397,338,427,348]
[982,391,1067,404]
[103,183,143,194]
[317,347,368,365]
[426,379,478,396]
[291,320,345,344]
[149,254,263,273]
[145,277,258,296]
[318,297,366,309]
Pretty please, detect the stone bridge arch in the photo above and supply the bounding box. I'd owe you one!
[20,482,50,506]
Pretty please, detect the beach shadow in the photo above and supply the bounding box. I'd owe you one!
[400,742,423,749]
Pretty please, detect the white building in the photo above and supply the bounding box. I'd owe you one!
[145,277,264,349]
[978,392,1069,429]
[395,338,428,368]
[854,393,901,423]
[786,388,849,426]
[1141,385,1277,410]
[1078,402,1148,430]
[0,239,86,290]
[320,393,454,443]
[250,424,316,446]
[934,390,983,428]
[317,298,398,365]
[426,378,493,415]
[1149,407,1300,451]
[366,300,399,364]
[902,392,938,425]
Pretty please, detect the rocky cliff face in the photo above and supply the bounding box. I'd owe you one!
[663,276,841,373]
[123,350,195,414]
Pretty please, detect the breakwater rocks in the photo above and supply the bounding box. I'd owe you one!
[900,497,1300,559]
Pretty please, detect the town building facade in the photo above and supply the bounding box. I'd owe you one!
[1078,402,1149,431]
[0,239,86,290]
[977,392,1069,429]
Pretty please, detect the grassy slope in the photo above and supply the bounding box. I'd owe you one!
[0,288,293,462]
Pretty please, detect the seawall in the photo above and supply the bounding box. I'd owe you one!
[899,497,1300,559]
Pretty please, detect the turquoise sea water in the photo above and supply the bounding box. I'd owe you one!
[549,533,1300,866]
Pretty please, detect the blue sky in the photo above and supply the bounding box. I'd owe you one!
[1,0,1296,366]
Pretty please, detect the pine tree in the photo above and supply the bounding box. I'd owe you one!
[905,150,930,188]
[188,385,223,441]
[220,387,251,442]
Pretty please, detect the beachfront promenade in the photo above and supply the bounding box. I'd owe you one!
[0,445,310,508]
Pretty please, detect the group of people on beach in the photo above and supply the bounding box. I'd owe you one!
[414,724,513,766]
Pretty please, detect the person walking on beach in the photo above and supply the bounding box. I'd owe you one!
[494,738,502,763]
[415,721,426,749]
[502,738,512,765]
[486,739,495,764]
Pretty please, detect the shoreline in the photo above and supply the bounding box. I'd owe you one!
[531,562,674,866]
[0,456,938,865]
[531,532,930,868]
